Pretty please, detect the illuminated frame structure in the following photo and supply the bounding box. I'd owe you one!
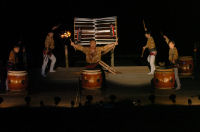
[74,16,118,66]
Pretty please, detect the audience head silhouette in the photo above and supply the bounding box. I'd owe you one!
[24,96,31,106]
[40,100,44,107]
[54,96,61,106]
[148,94,155,104]
[169,94,176,103]
[0,97,3,104]
[86,95,93,103]
[71,100,75,108]
[188,99,192,105]
[109,95,117,103]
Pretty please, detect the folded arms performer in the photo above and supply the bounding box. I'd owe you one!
[163,35,181,90]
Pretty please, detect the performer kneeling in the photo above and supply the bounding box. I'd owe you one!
[41,32,56,77]
[163,35,181,90]
[141,31,157,75]
[70,39,118,87]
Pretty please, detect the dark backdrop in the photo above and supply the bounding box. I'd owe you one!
[1,0,199,67]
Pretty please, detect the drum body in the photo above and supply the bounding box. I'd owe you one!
[81,70,102,90]
[178,56,193,76]
[7,71,28,91]
[154,68,175,89]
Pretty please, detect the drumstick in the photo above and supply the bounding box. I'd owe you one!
[98,61,117,74]
[103,61,119,73]
[141,19,147,58]
[70,39,74,45]
[100,61,117,72]
[141,47,145,58]
[51,24,61,31]
[143,19,147,31]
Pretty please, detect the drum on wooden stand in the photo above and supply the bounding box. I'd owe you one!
[154,68,175,89]
[178,56,194,76]
[81,70,102,90]
[7,71,28,91]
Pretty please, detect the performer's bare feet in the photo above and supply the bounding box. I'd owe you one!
[41,73,46,77]
[49,70,56,73]
[147,72,154,75]
[175,87,181,91]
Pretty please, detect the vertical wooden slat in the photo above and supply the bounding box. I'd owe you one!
[65,45,69,70]
[111,17,117,67]
[111,49,114,67]
[74,18,75,43]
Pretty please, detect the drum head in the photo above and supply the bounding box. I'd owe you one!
[156,68,173,72]
[179,56,193,61]
[82,70,101,74]
[8,71,27,76]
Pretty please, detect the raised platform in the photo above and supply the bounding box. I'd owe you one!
[106,66,153,86]
[1,66,200,108]
[45,66,153,86]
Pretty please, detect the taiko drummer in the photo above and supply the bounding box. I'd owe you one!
[141,31,157,75]
[8,44,21,71]
[70,39,118,87]
[70,39,118,64]
[163,35,181,90]
[6,44,22,91]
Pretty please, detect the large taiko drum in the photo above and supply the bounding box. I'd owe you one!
[154,68,175,89]
[81,70,102,90]
[7,71,28,91]
[178,56,194,76]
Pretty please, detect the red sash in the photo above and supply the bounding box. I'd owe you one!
[150,52,156,55]
[85,63,98,69]
[43,49,52,56]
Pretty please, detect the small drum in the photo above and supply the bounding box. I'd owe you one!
[154,68,175,89]
[178,56,194,76]
[81,70,102,90]
[7,71,28,91]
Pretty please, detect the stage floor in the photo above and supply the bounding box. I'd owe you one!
[1,66,200,108]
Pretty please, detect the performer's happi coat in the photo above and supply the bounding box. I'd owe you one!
[164,37,179,64]
[73,44,114,64]
[9,50,19,64]
[169,48,178,64]
[145,37,156,51]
